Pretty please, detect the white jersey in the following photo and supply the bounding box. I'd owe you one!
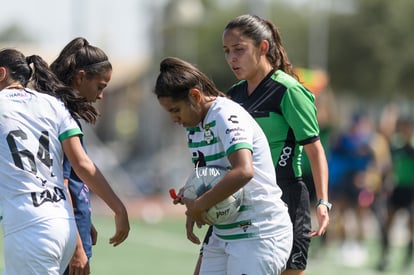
[186,96,291,240]
[0,88,82,236]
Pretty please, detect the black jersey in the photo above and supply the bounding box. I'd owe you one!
[227,70,320,180]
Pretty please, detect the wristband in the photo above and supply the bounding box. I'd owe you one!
[315,199,332,211]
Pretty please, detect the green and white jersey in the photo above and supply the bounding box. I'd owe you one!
[186,96,291,241]
[0,88,82,236]
[228,70,320,181]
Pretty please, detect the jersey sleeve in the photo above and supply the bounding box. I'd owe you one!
[281,85,320,145]
[216,103,254,156]
[53,99,83,142]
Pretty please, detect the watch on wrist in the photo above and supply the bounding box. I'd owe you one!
[316,199,332,211]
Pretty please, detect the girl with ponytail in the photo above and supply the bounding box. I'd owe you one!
[0,48,129,274]
[221,14,330,275]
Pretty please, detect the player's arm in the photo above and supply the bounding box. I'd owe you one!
[183,148,253,223]
[62,135,130,246]
[304,140,330,236]
[63,178,90,274]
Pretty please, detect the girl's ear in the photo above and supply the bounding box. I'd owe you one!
[72,69,86,88]
[260,40,270,55]
[0,67,7,82]
[189,88,202,104]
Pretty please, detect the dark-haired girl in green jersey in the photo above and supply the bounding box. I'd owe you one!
[222,14,331,275]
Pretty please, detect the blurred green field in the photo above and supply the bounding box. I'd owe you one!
[0,215,412,274]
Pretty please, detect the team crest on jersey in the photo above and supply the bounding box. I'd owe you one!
[204,125,214,144]
[239,221,252,232]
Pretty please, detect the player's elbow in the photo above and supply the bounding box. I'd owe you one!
[71,157,96,179]
[236,166,254,185]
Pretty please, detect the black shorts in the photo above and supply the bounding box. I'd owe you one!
[278,178,312,270]
[389,185,414,210]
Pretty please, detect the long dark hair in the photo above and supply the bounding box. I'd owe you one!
[50,37,112,123]
[50,37,111,85]
[0,48,97,122]
[154,57,225,101]
[224,14,298,80]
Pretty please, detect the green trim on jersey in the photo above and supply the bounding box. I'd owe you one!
[188,138,219,148]
[273,71,319,143]
[204,120,216,129]
[186,126,201,132]
[227,70,320,180]
[226,142,252,156]
[186,121,216,133]
[59,128,83,142]
[215,232,258,240]
[184,96,291,240]
[214,219,253,229]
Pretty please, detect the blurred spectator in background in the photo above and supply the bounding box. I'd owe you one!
[377,115,414,271]
[328,111,376,265]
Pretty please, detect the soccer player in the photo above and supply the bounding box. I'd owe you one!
[0,48,129,274]
[378,116,414,271]
[154,56,293,274]
[50,37,112,275]
[222,15,331,275]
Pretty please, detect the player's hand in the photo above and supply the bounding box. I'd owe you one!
[90,223,98,245]
[109,206,130,246]
[169,188,184,205]
[310,204,330,237]
[182,197,209,225]
[185,216,201,244]
[68,245,90,275]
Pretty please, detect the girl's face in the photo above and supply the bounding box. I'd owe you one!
[74,69,112,102]
[222,28,264,82]
[158,96,203,128]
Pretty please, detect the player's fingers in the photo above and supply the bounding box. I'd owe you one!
[109,231,129,246]
[202,213,212,225]
[309,226,326,237]
[173,197,183,205]
[196,221,203,228]
[187,231,201,244]
[170,188,184,205]
[111,212,130,246]
[69,262,90,275]
[90,224,98,245]
[109,226,130,246]
[310,230,320,237]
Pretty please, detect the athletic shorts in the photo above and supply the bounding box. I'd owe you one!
[3,218,77,275]
[200,232,292,275]
[389,185,414,210]
[278,178,312,270]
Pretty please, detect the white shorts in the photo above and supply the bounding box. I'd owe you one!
[3,218,77,275]
[200,232,292,275]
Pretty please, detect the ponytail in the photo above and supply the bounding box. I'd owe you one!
[224,14,299,80]
[0,48,98,124]
[28,54,99,124]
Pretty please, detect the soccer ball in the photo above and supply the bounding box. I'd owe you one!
[183,166,243,224]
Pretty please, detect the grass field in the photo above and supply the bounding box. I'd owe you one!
[0,214,412,274]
